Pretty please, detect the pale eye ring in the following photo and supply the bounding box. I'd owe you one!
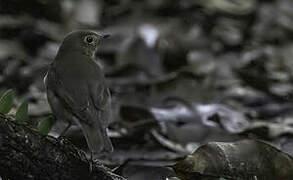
[84,35,95,44]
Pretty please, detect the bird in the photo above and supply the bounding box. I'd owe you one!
[44,30,113,158]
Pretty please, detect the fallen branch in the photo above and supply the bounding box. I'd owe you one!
[0,115,125,180]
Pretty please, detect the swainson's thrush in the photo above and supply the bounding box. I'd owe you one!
[44,30,113,156]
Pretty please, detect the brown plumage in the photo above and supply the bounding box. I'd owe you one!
[44,30,113,156]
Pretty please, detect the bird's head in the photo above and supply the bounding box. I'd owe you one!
[57,30,109,59]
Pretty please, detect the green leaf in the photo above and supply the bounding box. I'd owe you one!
[0,90,6,97]
[15,101,29,123]
[38,116,54,135]
[0,89,15,114]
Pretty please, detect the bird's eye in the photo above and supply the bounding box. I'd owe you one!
[84,35,95,44]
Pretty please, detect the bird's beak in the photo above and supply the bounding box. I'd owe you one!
[101,34,111,39]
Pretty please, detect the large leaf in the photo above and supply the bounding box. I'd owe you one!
[0,89,15,114]
[15,101,29,123]
[174,140,293,180]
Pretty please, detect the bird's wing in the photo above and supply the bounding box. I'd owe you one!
[89,82,110,110]
[45,66,94,125]
[88,80,111,124]
[46,66,113,154]
[85,60,111,112]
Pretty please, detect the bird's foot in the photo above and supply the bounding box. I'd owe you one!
[89,160,94,172]
[89,152,95,173]
[57,135,66,141]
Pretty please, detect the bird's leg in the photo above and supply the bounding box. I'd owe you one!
[58,121,72,138]
[89,152,94,172]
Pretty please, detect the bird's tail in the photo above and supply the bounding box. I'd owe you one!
[80,122,113,155]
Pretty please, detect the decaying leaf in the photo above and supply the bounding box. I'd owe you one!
[195,104,250,134]
[174,139,293,180]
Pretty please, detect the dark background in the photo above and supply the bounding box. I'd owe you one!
[1,0,293,179]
